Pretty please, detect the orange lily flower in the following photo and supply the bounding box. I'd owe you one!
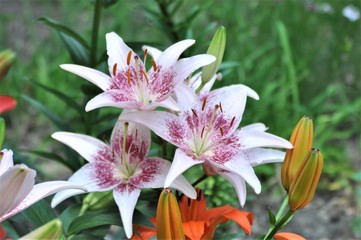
[132,188,253,240]
[274,232,305,240]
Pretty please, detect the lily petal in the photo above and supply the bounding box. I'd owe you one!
[119,111,189,149]
[174,54,216,84]
[242,123,267,132]
[156,39,195,69]
[113,185,141,238]
[85,91,141,112]
[143,97,180,112]
[219,171,247,206]
[52,162,121,207]
[142,45,162,61]
[1,181,86,222]
[0,165,35,217]
[52,132,109,163]
[60,64,111,91]
[174,83,198,111]
[274,232,306,240]
[244,148,286,166]
[165,149,203,188]
[106,32,133,76]
[211,157,261,194]
[0,149,14,175]
[237,129,293,150]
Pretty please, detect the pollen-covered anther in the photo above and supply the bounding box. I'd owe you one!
[142,69,149,84]
[191,108,198,118]
[151,59,157,71]
[202,97,207,111]
[127,69,131,84]
[127,51,132,65]
[220,127,224,136]
[113,63,117,76]
[230,116,235,127]
[219,102,223,112]
[201,126,205,138]
[143,48,148,65]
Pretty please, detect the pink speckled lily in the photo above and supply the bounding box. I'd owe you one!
[119,85,293,206]
[51,120,196,238]
[0,149,86,222]
[60,32,215,112]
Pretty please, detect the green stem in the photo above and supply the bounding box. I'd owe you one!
[264,209,295,240]
[192,174,208,187]
[90,0,102,67]
[275,195,289,220]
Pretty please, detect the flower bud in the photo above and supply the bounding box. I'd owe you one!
[288,148,323,211]
[281,116,313,191]
[82,190,114,211]
[19,218,63,240]
[201,26,226,83]
[0,95,17,115]
[156,189,185,239]
[0,49,16,81]
[0,118,4,149]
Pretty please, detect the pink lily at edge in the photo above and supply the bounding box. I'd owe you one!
[119,84,293,206]
[51,120,196,238]
[0,149,86,222]
[60,32,215,112]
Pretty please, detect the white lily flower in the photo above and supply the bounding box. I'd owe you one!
[0,149,86,222]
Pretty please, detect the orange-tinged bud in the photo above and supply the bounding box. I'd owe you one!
[288,148,323,211]
[156,189,185,240]
[281,116,313,191]
[0,49,16,81]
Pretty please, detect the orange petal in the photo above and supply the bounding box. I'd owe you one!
[0,95,16,114]
[132,225,156,240]
[182,221,207,240]
[179,188,207,221]
[222,210,253,235]
[274,232,306,240]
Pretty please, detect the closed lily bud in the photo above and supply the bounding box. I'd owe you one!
[288,148,323,211]
[156,189,185,240]
[281,116,313,191]
[19,218,63,240]
[201,26,226,83]
[0,49,16,81]
[82,190,114,211]
[0,118,4,149]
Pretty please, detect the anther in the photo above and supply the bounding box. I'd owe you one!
[127,51,132,65]
[141,69,149,84]
[219,102,223,112]
[151,59,157,71]
[230,116,236,127]
[220,127,224,136]
[113,63,117,76]
[191,109,198,118]
[127,69,131,84]
[201,126,205,138]
[202,97,207,111]
[143,48,148,65]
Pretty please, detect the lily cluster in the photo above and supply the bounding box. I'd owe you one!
[48,31,293,238]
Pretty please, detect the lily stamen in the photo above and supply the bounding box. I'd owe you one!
[113,63,117,76]
[151,59,157,71]
[230,116,235,127]
[191,109,198,118]
[143,48,148,66]
[127,69,131,84]
[142,69,149,84]
[220,127,224,136]
[202,97,207,111]
[201,126,205,138]
[127,51,132,65]
[121,122,129,165]
[219,102,223,112]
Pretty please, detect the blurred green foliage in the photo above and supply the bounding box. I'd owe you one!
[0,0,360,238]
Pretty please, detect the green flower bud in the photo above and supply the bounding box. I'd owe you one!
[201,26,226,83]
[281,116,313,191]
[0,49,16,81]
[288,148,323,211]
[0,118,5,149]
[82,190,114,211]
[19,218,63,240]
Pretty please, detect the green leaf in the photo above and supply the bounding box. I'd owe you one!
[27,79,83,114]
[21,95,70,131]
[0,118,5,148]
[67,210,121,235]
[19,149,80,172]
[22,200,57,228]
[60,204,82,234]
[267,207,276,226]
[38,18,89,48]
